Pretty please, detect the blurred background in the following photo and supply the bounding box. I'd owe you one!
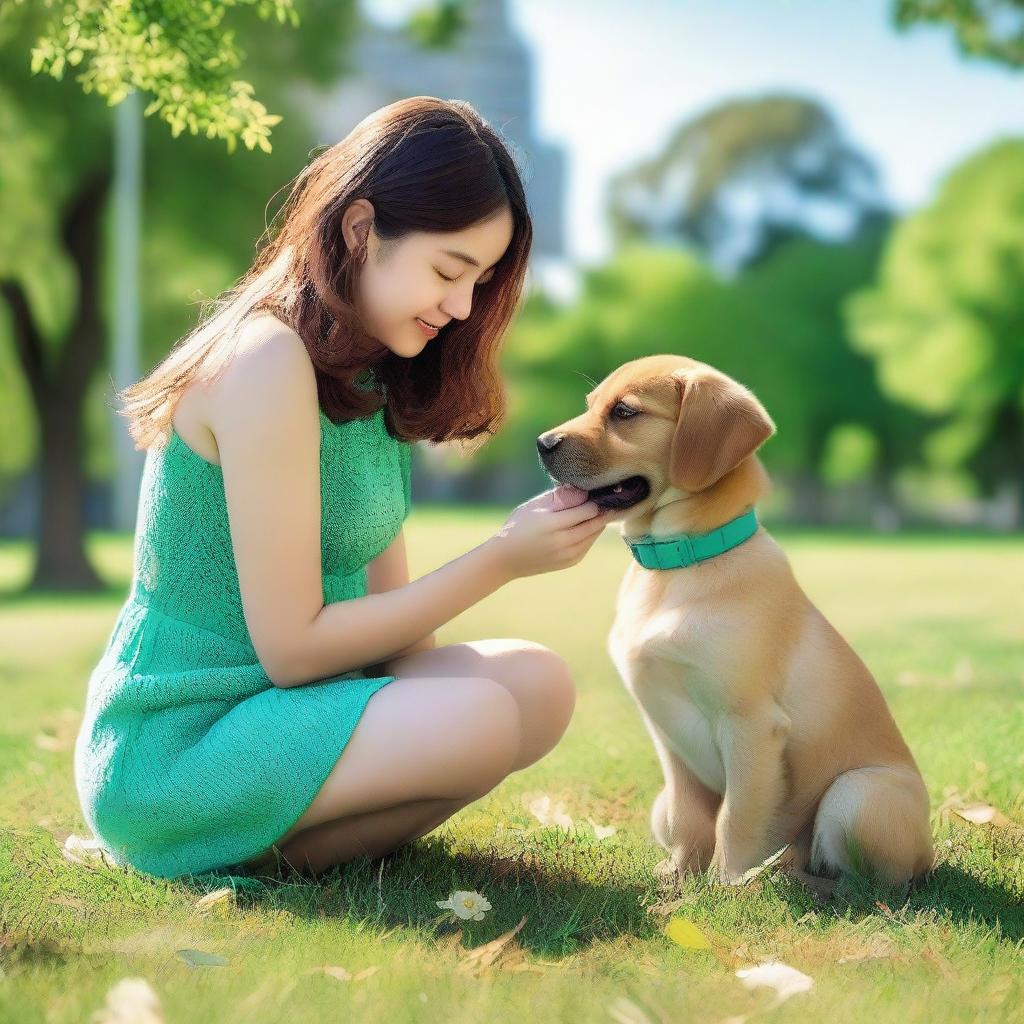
[2,0,1023,593]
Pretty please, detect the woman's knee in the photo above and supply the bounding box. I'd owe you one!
[487,640,577,765]
[284,675,522,834]
[444,676,523,796]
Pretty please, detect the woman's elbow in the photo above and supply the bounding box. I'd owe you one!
[257,644,307,689]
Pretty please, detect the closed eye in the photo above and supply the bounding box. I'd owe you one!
[436,269,495,286]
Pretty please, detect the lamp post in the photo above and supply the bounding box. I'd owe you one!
[110,88,144,532]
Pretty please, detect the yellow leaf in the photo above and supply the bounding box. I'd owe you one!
[195,887,235,912]
[664,917,712,950]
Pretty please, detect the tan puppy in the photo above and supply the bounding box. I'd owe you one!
[537,354,933,890]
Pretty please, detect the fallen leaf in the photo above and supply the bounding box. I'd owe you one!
[646,896,687,917]
[458,915,528,973]
[195,887,235,912]
[306,965,352,981]
[664,917,712,951]
[950,803,1011,827]
[61,834,119,869]
[526,793,574,830]
[735,960,813,1007]
[607,995,655,1024]
[837,934,899,964]
[92,977,163,1024]
[176,948,229,968]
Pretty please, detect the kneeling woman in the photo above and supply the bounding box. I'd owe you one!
[74,97,613,879]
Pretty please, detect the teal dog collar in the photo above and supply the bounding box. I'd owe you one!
[624,508,760,570]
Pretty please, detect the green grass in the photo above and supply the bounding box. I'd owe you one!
[1,511,1023,1022]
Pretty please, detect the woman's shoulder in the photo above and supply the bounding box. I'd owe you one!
[213,315,318,413]
[202,314,322,457]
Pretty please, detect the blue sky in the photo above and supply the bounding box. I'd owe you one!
[364,0,1024,266]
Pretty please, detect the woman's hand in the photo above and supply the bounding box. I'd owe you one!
[488,484,614,580]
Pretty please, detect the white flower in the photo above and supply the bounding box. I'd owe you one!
[436,890,492,921]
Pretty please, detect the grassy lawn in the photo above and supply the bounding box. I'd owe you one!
[1,510,1022,1022]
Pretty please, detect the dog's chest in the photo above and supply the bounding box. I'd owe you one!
[609,588,727,794]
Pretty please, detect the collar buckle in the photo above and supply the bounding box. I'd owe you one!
[672,535,696,568]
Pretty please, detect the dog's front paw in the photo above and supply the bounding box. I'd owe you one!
[654,857,682,887]
[709,850,747,886]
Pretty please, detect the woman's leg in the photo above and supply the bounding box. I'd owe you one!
[241,674,521,872]
[384,639,578,770]
[267,796,476,876]
[246,640,576,876]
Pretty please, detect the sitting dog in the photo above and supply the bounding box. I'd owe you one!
[537,354,933,891]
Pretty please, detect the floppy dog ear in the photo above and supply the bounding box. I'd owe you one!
[669,370,775,493]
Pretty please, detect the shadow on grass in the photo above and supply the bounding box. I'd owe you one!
[8,822,1023,963]
[186,830,1024,956]
[196,833,666,958]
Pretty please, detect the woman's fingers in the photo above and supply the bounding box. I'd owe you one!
[562,509,613,544]
[548,500,603,527]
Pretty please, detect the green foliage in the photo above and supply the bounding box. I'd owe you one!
[846,140,1024,492]
[0,0,358,486]
[493,229,925,495]
[10,0,300,152]
[893,0,1024,68]
[406,0,469,50]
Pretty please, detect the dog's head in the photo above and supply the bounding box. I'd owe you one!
[536,355,775,519]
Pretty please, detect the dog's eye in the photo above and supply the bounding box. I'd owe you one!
[611,402,640,420]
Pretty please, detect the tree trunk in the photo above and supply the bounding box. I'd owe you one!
[1,168,112,592]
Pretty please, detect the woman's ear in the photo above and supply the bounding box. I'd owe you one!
[668,369,775,493]
[341,198,376,257]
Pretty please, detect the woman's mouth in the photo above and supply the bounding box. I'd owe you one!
[415,317,440,338]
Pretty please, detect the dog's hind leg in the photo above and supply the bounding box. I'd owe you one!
[810,766,934,888]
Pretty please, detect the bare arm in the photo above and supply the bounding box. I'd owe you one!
[212,320,608,690]
[364,527,437,661]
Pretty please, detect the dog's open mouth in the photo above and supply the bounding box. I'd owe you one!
[587,476,650,511]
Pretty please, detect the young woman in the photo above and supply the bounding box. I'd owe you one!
[73,97,614,880]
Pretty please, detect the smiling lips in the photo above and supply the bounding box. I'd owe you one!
[415,316,444,337]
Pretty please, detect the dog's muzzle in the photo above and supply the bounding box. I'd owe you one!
[536,432,651,511]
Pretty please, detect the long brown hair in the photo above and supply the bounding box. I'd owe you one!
[117,97,534,449]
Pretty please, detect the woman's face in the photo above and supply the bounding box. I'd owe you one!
[342,199,515,358]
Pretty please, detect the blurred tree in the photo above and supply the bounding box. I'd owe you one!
[725,223,931,523]
[486,228,925,521]
[607,94,886,274]
[846,140,1024,527]
[893,0,1024,68]
[0,0,358,589]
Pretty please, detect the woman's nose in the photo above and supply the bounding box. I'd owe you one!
[441,285,474,322]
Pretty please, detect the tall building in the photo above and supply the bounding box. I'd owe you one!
[296,0,566,264]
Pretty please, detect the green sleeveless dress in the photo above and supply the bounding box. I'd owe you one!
[73,391,413,880]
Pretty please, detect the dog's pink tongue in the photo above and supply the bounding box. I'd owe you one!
[550,484,589,509]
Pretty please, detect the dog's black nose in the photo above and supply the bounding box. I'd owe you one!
[537,432,564,454]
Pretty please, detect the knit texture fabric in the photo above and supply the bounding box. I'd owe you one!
[74,395,413,880]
